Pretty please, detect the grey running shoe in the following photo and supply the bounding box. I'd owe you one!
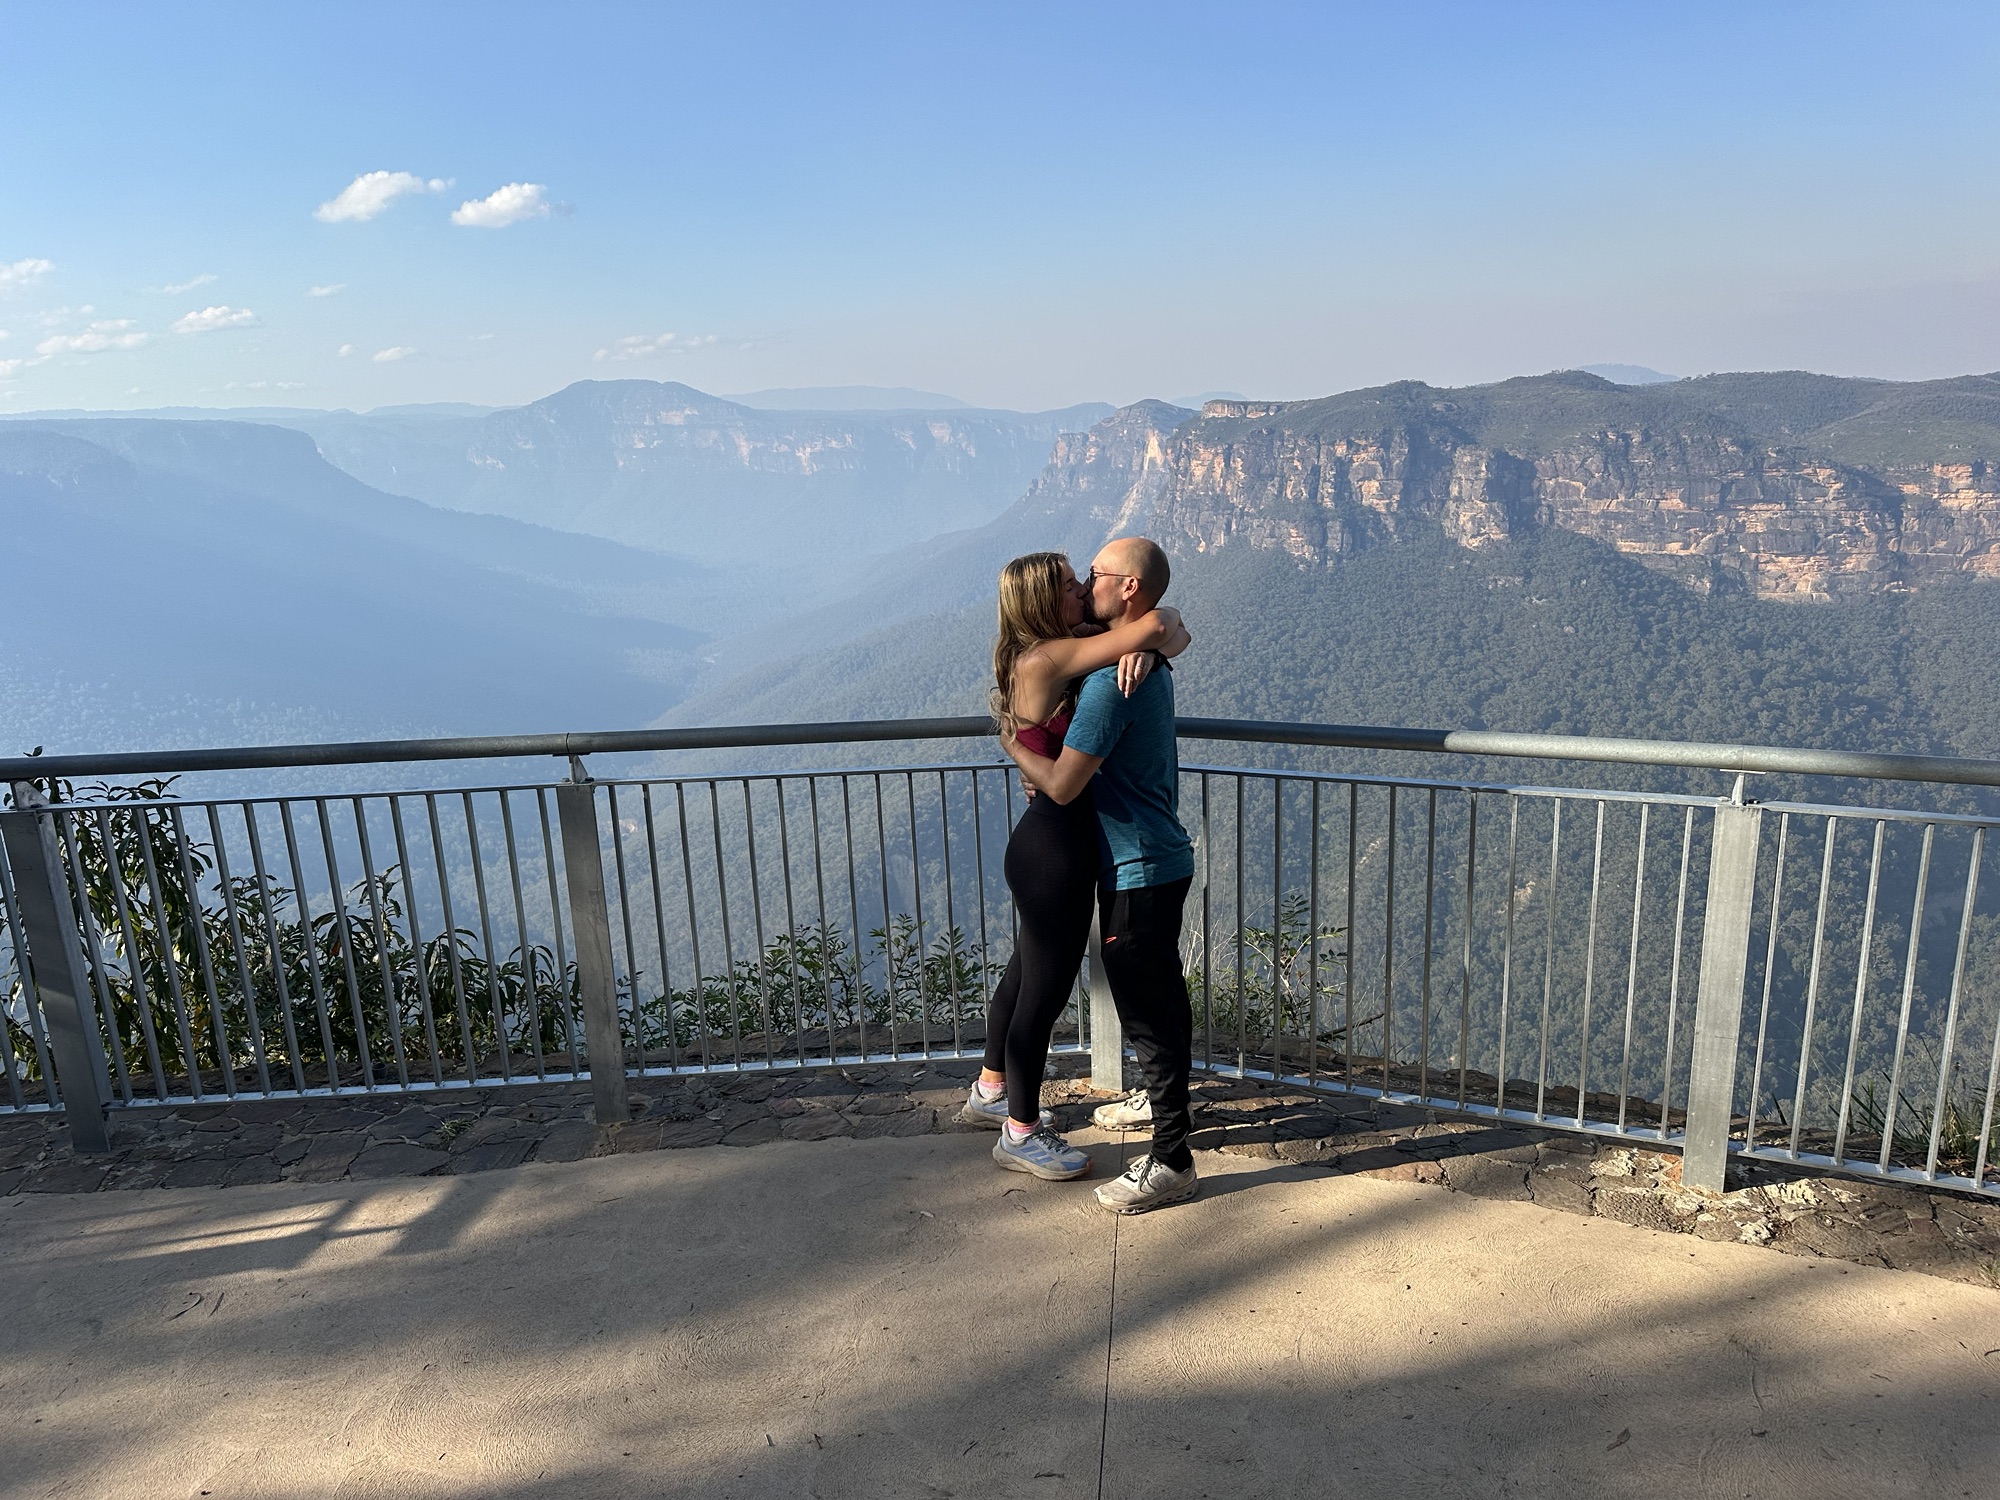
[1094,1154,1199,1213]
[1091,1089,1153,1130]
[993,1124,1093,1181]
[956,1084,1053,1130]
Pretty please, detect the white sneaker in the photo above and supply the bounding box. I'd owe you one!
[1092,1090,1152,1130]
[1094,1154,1198,1214]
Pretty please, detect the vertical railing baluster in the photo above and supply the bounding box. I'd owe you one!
[809,778,835,1052]
[169,805,235,1097]
[744,780,775,1064]
[1833,821,1888,1163]
[938,771,963,1058]
[639,785,680,1071]
[607,786,644,1071]
[57,813,129,1103]
[1534,799,1562,1120]
[871,774,898,1059]
[1233,774,1246,1072]
[1788,817,1839,1160]
[1381,784,1398,1097]
[1305,780,1322,1088]
[1343,781,1357,1089]
[1656,806,1696,1139]
[970,770,994,1029]
[1926,827,1984,1181]
[1497,798,1519,1115]
[351,799,413,1089]
[95,806,168,1099]
[776,779,807,1064]
[707,781,745,1068]
[1877,824,1936,1172]
[462,793,512,1082]
[423,795,477,1081]
[903,772,931,1058]
[1272,777,1284,1075]
[1615,805,1649,1133]
[241,804,307,1094]
[205,804,273,1094]
[1458,792,1478,1110]
[536,787,582,1076]
[389,795,445,1084]
[1574,801,1606,1127]
[1745,813,1791,1150]
[841,777,867,1060]
[1418,787,1437,1104]
[279,803,339,1090]
[498,792,548,1080]
[673,782,711,1072]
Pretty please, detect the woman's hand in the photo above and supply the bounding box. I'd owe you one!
[1117,650,1157,696]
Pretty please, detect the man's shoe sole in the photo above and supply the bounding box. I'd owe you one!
[1096,1177,1199,1214]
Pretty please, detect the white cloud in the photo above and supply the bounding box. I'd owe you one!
[36,320,149,355]
[337,343,356,357]
[314,171,450,224]
[0,358,24,379]
[594,331,721,361]
[160,273,216,295]
[173,305,258,334]
[0,258,53,294]
[307,283,346,297]
[451,182,551,229]
[372,345,417,363]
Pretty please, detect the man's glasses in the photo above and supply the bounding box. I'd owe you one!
[1080,567,1135,591]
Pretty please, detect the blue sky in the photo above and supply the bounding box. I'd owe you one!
[3,1,1998,411]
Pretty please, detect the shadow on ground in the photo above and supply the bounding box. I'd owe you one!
[4,1121,1997,1500]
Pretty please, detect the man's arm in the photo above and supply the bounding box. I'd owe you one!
[1001,731,1104,805]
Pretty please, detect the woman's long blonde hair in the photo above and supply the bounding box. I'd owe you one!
[991,551,1075,732]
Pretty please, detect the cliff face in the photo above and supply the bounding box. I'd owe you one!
[1045,374,2000,599]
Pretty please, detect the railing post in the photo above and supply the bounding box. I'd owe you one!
[1,783,110,1153]
[1681,795,1764,1192]
[1088,911,1125,1092]
[555,769,629,1126]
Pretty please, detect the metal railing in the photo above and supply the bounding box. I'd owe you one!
[4,717,1998,1200]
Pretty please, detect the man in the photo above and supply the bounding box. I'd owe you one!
[1000,536,1199,1213]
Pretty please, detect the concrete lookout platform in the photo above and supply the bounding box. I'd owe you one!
[4,1127,1996,1500]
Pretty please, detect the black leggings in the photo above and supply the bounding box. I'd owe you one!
[983,790,1099,1126]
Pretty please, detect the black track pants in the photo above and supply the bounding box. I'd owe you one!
[983,792,1099,1126]
[1097,876,1196,1170]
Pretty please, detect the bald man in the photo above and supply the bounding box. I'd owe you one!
[1001,536,1200,1213]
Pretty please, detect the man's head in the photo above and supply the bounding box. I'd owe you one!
[1083,536,1171,625]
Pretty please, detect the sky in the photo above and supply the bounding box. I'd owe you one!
[3,0,1999,413]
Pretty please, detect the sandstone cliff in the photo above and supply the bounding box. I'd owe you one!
[1037,371,2000,599]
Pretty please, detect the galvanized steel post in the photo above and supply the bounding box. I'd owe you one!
[1681,794,1764,1192]
[2,783,110,1152]
[554,770,629,1126]
[1088,912,1124,1092]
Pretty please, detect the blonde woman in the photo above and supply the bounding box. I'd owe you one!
[960,551,1190,1180]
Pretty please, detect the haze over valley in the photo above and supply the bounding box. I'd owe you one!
[8,366,2000,785]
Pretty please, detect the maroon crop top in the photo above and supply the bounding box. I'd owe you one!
[1013,708,1070,760]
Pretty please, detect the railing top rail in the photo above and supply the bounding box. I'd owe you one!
[6,714,2000,790]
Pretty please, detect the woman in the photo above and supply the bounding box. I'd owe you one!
[960,551,1190,1180]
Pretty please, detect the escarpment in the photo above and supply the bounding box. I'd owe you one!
[1039,371,2000,599]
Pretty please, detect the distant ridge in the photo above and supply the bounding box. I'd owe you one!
[724,385,972,411]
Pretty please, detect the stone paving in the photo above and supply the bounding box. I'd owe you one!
[3,1059,1997,1287]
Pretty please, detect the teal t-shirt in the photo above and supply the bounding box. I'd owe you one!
[1065,664,1194,891]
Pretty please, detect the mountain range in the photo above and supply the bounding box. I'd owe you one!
[10,368,2000,780]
